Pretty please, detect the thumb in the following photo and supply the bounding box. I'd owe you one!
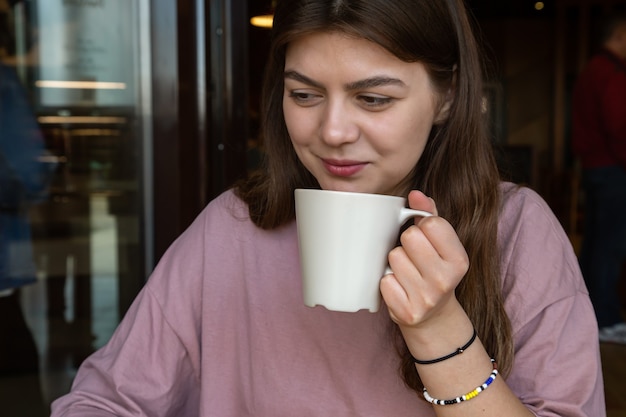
[407,190,438,216]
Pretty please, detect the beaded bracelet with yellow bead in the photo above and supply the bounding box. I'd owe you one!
[422,358,498,406]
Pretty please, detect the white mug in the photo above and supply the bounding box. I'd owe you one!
[295,189,432,313]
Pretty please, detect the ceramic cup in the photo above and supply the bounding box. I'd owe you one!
[295,189,432,313]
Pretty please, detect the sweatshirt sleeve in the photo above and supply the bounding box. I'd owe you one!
[49,285,201,417]
[49,192,216,416]
[498,184,606,417]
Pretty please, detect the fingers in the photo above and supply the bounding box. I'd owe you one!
[405,191,468,281]
[380,273,414,322]
[408,190,438,216]
[404,217,469,279]
[381,193,469,327]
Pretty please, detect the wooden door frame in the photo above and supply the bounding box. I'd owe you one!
[150,0,248,266]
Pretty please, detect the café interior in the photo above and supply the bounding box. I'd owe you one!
[1,0,625,415]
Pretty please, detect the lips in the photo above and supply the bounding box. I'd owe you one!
[322,158,368,177]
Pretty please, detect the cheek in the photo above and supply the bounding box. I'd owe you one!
[284,107,316,147]
[369,111,433,156]
[283,100,301,140]
[285,122,305,149]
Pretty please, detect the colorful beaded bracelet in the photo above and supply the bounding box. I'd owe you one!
[422,358,498,406]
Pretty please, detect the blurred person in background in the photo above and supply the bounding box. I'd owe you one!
[572,11,626,344]
[0,0,51,414]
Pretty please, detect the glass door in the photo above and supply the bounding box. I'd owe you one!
[0,0,152,414]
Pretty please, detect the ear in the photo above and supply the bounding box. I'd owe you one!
[434,90,454,124]
[433,66,457,124]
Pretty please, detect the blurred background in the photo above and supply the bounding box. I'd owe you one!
[0,0,625,415]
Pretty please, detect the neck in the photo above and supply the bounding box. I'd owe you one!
[604,42,625,60]
[604,25,626,60]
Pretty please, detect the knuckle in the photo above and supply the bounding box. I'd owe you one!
[399,225,421,245]
[387,246,404,262]
[421,292,438,310]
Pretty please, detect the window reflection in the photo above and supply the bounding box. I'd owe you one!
[0,0,148,414]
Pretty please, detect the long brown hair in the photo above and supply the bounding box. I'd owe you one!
[235,0,513,392]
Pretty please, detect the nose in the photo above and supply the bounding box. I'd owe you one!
[319,99,359,146]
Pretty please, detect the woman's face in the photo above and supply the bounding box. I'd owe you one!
[283,31,448,196]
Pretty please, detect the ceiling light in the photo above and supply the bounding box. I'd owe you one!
[250,14,273,28]
[36,80,127,90]
[250,1,275,29]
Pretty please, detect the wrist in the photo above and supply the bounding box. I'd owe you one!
[399,299,474,361]
[411,327,477,364]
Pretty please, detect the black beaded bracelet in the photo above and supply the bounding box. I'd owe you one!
[412,328,477,365]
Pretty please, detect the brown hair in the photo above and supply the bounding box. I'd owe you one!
[235,0,513,392]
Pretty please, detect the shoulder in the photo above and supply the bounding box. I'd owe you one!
[197,188,253,233]
[575,52,624,90]
[203,188,250,220]
[148,188,293,293]
[145,189,254,296]
[497,184,604,415]
[497,182,587,328]
[588,52,626,85]
[498,182,560,232]
[167,189,260,250]
[588,51,623,72]
[155,188,255,263]
[498,182,567,246]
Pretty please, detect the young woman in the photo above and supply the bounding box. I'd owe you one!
[51,0,605,416]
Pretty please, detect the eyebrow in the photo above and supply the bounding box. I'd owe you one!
[284,70,406,91]
[346,76,406,90]
[284,70,323,89]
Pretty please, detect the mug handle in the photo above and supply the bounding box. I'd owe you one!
[399,207,433,223]
[384,208,433,275]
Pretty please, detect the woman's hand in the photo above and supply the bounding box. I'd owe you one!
[381,194,534,417]
[380,190,470,331]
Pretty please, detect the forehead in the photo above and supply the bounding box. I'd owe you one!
[284,31,425,80]
[286,31,396,60]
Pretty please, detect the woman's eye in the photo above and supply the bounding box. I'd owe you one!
[288,91,320,105]
[359,95,393,108]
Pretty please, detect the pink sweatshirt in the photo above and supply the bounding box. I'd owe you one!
[51,183,605,416]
